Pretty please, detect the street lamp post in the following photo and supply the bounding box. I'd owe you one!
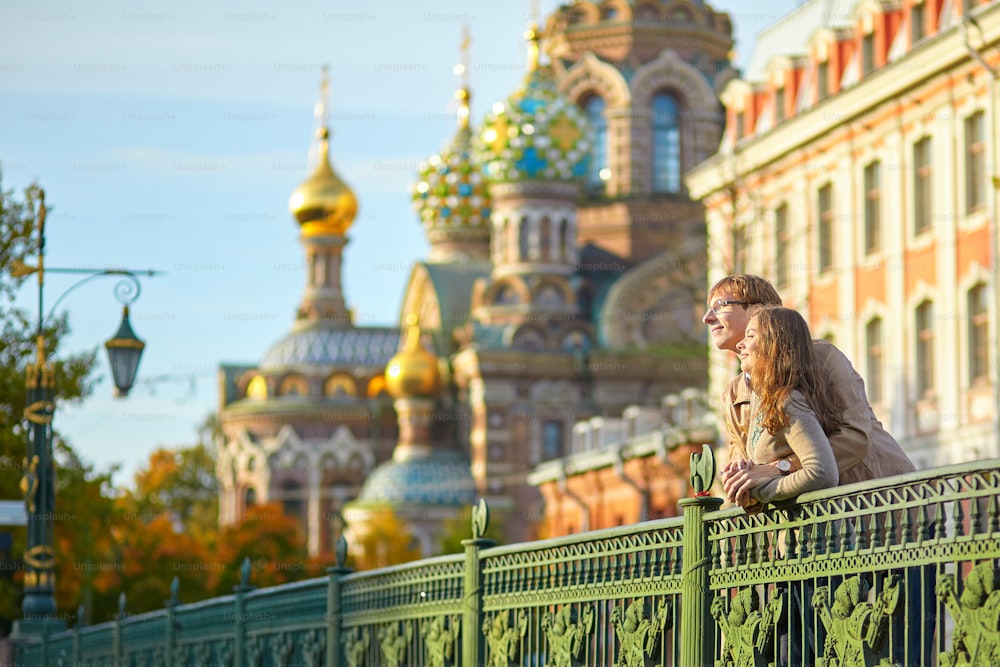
[11,189,159,637]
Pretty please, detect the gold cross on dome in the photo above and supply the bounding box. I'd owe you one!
[548,113,581,151]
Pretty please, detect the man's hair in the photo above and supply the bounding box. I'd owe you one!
[708,275,782,306]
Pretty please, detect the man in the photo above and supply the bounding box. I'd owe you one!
[703,274,914,499]
[704,275,926,667]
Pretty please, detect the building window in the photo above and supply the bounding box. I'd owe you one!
[864,160,881,254]
[911,3,925,43]
[775,86,785,122]
[969,283,989,384]
[542,421,563,460]
[519,216,530,259]
[966,111,986,212]
[916,300,935,397]
[775,203,789,287]
[862,33,876,74]
[281,481,304,519]
[818,183,833,273]
[866,318,883,404]
[817,61,829,101]
[913,137,933,235]
[652,92,681,193]
[734,110,744,139]
[245,487,257,508]
[583,95,607,192]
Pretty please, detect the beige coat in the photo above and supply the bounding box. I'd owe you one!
[744,390,839,503]
[722,339,916,487]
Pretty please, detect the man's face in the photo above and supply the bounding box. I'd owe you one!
[702,292,751,353]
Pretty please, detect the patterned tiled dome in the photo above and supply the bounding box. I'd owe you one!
[412,124,492,233]
[477,65,591,184]
[355,449,476,506]
[261,324,399,370]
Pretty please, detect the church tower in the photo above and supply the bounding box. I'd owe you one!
[217,72,399,557]
[470,21,594,345]
[288,70,357,326]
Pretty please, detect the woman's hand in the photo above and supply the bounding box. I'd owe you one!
[721,460,781,508]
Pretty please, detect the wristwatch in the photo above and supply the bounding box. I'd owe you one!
[775,459,793,475]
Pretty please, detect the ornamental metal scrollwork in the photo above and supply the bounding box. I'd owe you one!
[542,603,595,667]
[482,610,527,667]
[303,628,325,665]
[937,562,1000,667]
[218,640,233,667]
[379,620,413,667]
[611,598,670,667]
[343,626,370,667]
[712,586,784,667]
[195,642,212,665]
[271,631,294,665]
[813,574,901,667]
[422,614,460,667]
[247,635,265,667]
[20,456,39,513]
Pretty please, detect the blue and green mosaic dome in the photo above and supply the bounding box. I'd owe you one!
[477,66,591,184]
[412,125,492,231]
[355,449,476,506]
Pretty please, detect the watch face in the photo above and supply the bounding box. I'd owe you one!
[777,459,791,473]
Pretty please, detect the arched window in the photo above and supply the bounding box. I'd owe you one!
[582,95,607,191]
[244,487,257,509]
[280,481,304,519]
[540,216,552,260]
[651,92,681,193]
[518,216,530,260]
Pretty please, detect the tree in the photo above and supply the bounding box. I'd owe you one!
[345,506,422,571]
[0,174,99,634]
[436,505,505,555]
[128,440,218,546]
[209,502,311,594]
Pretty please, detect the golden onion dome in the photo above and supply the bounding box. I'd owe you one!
[385,314,442,399]
[288,128,358,237]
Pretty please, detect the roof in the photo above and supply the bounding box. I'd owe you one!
[260,323,399,371]
[744,0,856,82]
[353,448,477,506]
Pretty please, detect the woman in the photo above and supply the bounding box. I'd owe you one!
[721,305,843,508]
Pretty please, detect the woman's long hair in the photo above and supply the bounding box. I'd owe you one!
[746,305,844,435]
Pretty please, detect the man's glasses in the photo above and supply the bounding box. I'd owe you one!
[706,300,749,315]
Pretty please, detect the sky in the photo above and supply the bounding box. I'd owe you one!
[1,0,800,488]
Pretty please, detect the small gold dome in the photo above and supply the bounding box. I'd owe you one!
[385,314,442,398]
[288,128,358,237]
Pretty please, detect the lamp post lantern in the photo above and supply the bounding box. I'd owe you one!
[11,189,159,637]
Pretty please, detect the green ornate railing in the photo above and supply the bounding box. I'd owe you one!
[15,449,1000,666]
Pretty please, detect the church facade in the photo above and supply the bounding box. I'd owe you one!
[217,0,734,555]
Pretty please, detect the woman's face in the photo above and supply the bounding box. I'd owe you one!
[736,315,759,376]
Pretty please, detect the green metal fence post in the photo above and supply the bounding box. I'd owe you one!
[113,592,126,666]
[678,445,723,667]
[73,603,83,666]
[326,535,352,667]
[461,499,495,667]
[233,558,255,667]
[165,576,179,666]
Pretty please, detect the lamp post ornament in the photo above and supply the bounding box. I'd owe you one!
[12,189,159,637]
